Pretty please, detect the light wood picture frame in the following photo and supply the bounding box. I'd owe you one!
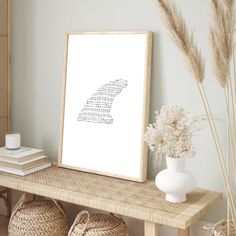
[58,31,152,182]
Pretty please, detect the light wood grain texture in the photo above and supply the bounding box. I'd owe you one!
[178,228,190,236]
[144,221,159,236]
[58,33,69,173]
[0,166,222,230]
[0,0,10,142]
[0,38,8,117]
[0,0,8,34]
[140,31,152,180]
[0,118,8,146]
[7,0,11,132]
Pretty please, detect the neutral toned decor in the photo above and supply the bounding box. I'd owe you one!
[5,133,21,150]
[0,146,51,175]
[0,186,11,217]
[58,32,152,182]
[0,165,222,236]
[208,0,236,228]
[144,105,198,202]
[68,210,129,236]
[144,105,202,159]
[212,220,236,236]
[204,220,236,236]
[8,193,68,236]
[156,156,196,203]
[155,0,236,227]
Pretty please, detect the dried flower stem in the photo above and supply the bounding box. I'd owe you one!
[234,54,236,123]
[232,54,236,177]
[224,85,236,178]
[229,67,236,149]
[227,118,230,236]
[224,87,236,235]
[199,83,236,221]
[224,87,236,173]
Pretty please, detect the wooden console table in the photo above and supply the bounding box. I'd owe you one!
[0,166,222,236]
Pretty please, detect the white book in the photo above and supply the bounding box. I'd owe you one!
[0,156,49,170]
[0,146,44,163]
[0,162,52,176]
[0,155,46,164]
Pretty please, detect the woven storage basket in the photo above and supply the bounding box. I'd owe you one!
[8,194,69,236]
[68,210,129,236]
[212,220,236,236]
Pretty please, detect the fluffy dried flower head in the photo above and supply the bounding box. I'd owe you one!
[144,105,200,159]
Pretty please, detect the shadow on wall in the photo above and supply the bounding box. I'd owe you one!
[147,31,164,180]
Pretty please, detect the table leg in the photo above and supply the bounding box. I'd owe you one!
[178,227,190,236]
[6,189,11,217]
[144,221,160,236]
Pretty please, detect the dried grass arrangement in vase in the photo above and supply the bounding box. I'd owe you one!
[155,0,236,232]
[144,105,200,202]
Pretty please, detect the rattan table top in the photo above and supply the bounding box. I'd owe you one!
[0,166,222,229]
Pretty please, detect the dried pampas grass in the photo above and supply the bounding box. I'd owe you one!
[155,0,236,223]
[209,0,234,88]
[209,30,228,88]
[209,0,236,227]
[156,0,204,83]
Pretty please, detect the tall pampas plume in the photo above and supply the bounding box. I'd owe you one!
[209,29,228,87]
[209,0,234,88]
[156,0,205,83]
[209,0,236,228]
[155,0,236,223]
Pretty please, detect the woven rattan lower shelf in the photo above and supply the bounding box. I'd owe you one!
[0,166,222,236]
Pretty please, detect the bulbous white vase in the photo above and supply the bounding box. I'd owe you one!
[155,156,196,203]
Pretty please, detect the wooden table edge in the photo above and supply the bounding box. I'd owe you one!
[173,190,223,229]
[0,175,223,231]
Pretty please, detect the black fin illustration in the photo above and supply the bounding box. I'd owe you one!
[77,79,128,124]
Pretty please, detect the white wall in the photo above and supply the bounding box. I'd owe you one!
[11,0,229,235]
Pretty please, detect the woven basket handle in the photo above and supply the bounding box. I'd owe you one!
[203,223,218,236]
[51,199,67,221]
[10,194,67,222]
[203,220,230,235]
[110,213,125,223]
[203,224,214,230]
[9,194,27,223]
[68,210,90,236]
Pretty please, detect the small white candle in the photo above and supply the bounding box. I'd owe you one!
[5,133,21,150]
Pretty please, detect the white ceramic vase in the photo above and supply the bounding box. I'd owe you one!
[155,156,196,203]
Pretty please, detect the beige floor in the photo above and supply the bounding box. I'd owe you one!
[0,215,8,236]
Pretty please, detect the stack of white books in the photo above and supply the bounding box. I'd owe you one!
[0,146,52,176]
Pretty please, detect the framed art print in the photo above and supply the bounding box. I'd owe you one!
[58,32,152,182]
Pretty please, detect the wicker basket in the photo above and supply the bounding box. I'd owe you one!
[212,220,236,236]
[68,210,129,236]
[8,194,69,236]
